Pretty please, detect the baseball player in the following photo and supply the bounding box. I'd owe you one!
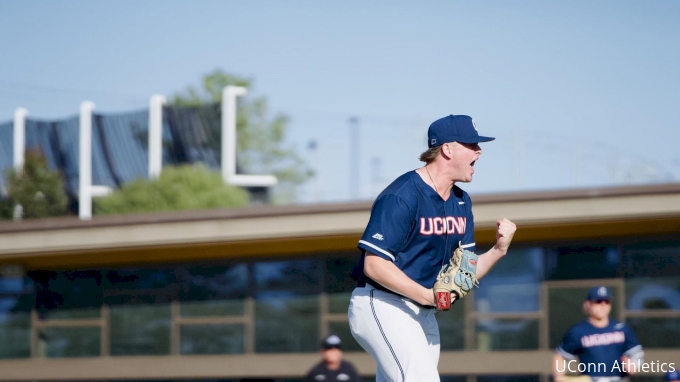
[553,286,644,382]
[303,335,362,382]
[348,115,517,381]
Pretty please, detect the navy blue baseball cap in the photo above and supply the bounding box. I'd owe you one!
[321,334,342,349]
[666,371,680,381]
[586,286,612,301]
[427,115,495,148]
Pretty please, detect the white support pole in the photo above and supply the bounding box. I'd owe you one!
[222,86,245,182]
[148,94,166,179]
[221,86,277,187]
[12,108,28,220]
[13,108,27,171]
[78,101,113,220]
[79,101,96,220]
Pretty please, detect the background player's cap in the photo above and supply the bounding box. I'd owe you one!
[586,286,612,301]
[665,370,680,381]
[321,334,342,350]
[427,115,495,148]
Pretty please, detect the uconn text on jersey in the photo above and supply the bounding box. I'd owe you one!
[420,217,467,235]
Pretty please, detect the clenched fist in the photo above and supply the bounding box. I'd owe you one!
[495,218,516,253]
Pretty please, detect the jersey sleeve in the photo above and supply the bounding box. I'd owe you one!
[357,194,414,262]
[556,327,580,360]
[623,324,644,361]
[460,192,476,252]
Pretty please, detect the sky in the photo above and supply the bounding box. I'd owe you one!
[1,1,679,203]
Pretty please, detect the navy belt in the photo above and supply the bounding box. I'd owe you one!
[356,279,434,310]
[357,278,384,290]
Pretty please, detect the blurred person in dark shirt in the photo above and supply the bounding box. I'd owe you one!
[304,335,361,382]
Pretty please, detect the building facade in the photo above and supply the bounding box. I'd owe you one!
[0,184,679,382]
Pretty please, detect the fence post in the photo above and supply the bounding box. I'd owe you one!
[221,86,277,187]
[79,101,112,220]
[79,101,96,220]
[148,94,166,179]
[12,108,28,220]
[13,108,27,171]
[222,86,245,183]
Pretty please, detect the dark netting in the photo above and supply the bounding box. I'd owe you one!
[94,109,149,187]
[24,116,81,197]
[163,103,222,169]
[0,102,258,204]
[0,122,13,194]
[18,112,149,199]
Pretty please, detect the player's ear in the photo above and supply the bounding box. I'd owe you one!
[441,143,452,158]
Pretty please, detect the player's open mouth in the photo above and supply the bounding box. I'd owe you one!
[470,160,476,167]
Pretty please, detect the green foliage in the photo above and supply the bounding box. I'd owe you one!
[170,69,313,203]
[170,70,250,106]
[0,150,69,220]
[93,165,249,215]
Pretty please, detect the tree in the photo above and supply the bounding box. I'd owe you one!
[0,150,69,220]
[170,69,313,203]
[93,164,249,215]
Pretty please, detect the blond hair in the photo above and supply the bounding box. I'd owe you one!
[419,146,442,164]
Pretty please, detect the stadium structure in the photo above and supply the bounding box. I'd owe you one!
[0,184,679,381]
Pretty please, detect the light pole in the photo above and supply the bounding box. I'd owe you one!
[349,116,360,200]
[307,139,319,202]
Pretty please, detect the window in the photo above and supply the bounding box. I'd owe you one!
[254,260,321,353]
[437,304,465,351]
[0,293,31,358]
[621,240,680,348]
[106,268,176,355]
[546,245,619,280]
[179,264,249,316]
[325,255,358,314]
[110,303,171,355]
[34,270,102,319]
[626,317,680,348]
[31,271,103,357]
[177,264,250,355]
[621,239,680,278]
[470,247,544,351]
[324,254,363,352]
[626,277,680,311]
[476,319,539,350]
[180,324,244,355]
[40,327,100,357]
[475,247,544,313]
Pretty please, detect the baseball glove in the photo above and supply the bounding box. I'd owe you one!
[433,242,479,311]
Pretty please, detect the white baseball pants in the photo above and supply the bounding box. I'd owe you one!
[348,285,441,382]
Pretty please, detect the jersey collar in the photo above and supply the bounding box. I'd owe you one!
[411,170,452,202]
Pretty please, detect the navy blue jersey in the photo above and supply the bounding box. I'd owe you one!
[557,319,643,378]
[351,170,475,291]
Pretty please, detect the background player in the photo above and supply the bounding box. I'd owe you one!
[553,286,644,382]
[303,335,361,382]
[666,370,680,382]
[348,115,517,381]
